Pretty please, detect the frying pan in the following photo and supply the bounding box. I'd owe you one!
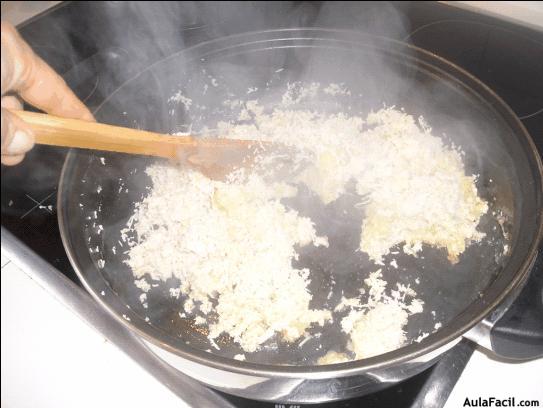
[58,29,542,401]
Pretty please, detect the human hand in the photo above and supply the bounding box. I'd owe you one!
[1,21,94,165]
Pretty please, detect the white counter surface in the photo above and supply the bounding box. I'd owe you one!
[445,347,543,408]
[1,249,188,408]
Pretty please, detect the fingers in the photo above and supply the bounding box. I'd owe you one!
[1,154,25,166]
[1,21,94,122]
[1,106,35,166]
[1,95,23,110]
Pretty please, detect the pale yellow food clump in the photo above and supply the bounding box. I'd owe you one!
[124,166,330,352]
[344,302,409,359]
[220,105,488,263]
[357,109,488,262]
[317,351,351,365]
[339,269,424,360]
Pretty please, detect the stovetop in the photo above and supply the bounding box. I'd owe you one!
[1,2,542,407]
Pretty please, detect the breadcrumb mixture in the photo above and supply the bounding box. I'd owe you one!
[339,270,423,360]
[218,103,487,263]
[124,83,488,358]
[125,168,330,352]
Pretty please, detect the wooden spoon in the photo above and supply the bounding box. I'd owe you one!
[13,110,272,180]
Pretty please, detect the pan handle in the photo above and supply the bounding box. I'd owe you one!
[464,249,543,360]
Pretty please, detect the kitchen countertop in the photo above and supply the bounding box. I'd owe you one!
[1,248,190,408]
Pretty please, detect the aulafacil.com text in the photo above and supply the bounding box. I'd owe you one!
[464,397,540,407]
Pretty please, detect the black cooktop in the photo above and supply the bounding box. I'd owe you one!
[1,2,542,407]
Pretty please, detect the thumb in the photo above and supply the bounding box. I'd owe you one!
[1,106,35,165]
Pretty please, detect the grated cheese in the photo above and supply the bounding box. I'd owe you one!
[134,278,151,293]
[317,351,351,365]
[218,104,488,263]
[339,270,423,360]
[125,167,331,352]
[123,83,489,359]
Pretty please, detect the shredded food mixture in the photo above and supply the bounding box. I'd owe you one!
[122,84,489,361]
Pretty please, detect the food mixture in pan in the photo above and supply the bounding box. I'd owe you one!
[121,84,488,362]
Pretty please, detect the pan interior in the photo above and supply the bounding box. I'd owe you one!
[60,31,536,367]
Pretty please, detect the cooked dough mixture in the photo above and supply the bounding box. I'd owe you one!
[124,87,488,357]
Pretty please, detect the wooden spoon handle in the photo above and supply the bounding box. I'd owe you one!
[13,110,200,159]
[12,110,274,179]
